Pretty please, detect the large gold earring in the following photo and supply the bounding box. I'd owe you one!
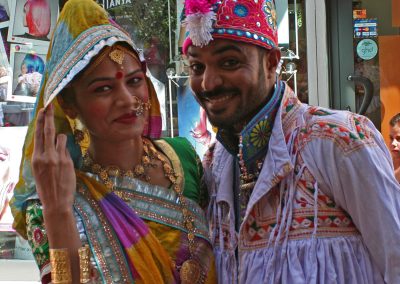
[72,119,88,151]
[74,129,85,144]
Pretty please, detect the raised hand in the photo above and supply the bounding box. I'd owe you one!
[31,104,76,214]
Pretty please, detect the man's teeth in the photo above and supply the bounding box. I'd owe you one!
[208,94,233,102]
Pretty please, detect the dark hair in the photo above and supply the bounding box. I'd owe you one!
[0,5,9,22]
[390,113,400,127]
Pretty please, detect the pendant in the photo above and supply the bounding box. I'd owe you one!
[180,259,202,283]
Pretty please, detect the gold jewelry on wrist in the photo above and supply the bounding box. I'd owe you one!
[50,248,72,284]
[78,245,91,283]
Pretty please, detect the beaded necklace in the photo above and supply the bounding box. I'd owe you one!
[236,82,283,221]
[82,138,205,282]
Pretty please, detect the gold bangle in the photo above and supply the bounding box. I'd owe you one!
[78,245,91,283]
[50,248,72,284]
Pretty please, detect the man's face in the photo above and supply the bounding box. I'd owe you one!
[187,39,280,130]
[390,122,400,160]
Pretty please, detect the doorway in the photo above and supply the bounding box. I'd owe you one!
[327,0,400,140]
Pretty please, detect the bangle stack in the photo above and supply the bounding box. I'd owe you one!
[50,245,92,284]
[49,248,72,284]
[78,245,91,283]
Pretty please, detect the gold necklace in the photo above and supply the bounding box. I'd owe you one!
[82,138,205,283]
[82,139,158,189]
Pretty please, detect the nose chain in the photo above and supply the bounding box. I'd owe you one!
[131,96,151,116]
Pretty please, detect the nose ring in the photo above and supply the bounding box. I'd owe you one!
[132,96,151,116]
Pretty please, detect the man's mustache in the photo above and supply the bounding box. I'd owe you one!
[198,87,240,99]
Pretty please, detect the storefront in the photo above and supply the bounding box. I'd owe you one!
[326,0,400,145]
[0,0,398,281]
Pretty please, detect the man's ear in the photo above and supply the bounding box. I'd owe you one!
[264,48,281,79]
[57,95,78,119]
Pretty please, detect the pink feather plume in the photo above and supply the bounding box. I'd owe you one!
[185,0,213,15]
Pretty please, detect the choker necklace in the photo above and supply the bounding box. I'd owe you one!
[82,138,205,282]
[82,138,158,189]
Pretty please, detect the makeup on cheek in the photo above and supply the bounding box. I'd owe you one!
[87,105,106,117]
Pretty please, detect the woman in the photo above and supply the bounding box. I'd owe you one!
[389,113,400,183]
[10,0,216,283]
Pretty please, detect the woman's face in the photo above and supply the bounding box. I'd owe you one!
[21,63,27,75]
[68,50,149,144]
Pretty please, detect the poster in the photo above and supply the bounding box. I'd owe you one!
[0,0,10,29]
[8,44,47,103]
[177,79,214,158]
[0,127,27,232]
[0,32,11,103]
[8,0,59,46]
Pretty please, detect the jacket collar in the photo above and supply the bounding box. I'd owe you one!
[212,82,304,218]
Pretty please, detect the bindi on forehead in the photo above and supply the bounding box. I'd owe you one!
[115,71,124,80]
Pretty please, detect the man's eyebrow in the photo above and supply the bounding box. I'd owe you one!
[211,44,244,55]
[187,44,244,57]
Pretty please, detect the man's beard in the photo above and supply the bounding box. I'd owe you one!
[199,75,269,131]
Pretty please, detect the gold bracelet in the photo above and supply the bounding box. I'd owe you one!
[50,248,72,284]
[78,245,91,283]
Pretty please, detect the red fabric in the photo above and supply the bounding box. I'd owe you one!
[183,0,278,53]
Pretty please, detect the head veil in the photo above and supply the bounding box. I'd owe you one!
[11,0,162,238]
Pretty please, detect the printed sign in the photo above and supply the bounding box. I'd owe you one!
[354,18,378,38]
[353,9,367,19]
[97,0,132,9]
[356,39,378,60]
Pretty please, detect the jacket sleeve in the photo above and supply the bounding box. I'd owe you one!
[303,118,400,283]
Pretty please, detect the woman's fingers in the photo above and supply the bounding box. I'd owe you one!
[44,104,56,152]
[33,108,45,154]
[55,133,67,155]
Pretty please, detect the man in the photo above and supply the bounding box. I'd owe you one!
[389,113,400,183]
[182,0,400,283]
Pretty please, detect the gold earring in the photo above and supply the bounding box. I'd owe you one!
[72,119,87,148]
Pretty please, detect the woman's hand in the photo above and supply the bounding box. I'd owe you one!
[32,104,76,214]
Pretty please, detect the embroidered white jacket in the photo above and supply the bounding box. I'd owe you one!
[204,84,400,283]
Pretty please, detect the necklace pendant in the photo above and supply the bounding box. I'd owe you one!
[104,180,114,190]
[107,166,120,177]
[180,259,202,284]
[142,155,150,164]
[134,165,145,176]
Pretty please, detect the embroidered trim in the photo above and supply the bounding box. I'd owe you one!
[44,25,137,106]
[75,188,133,283]
[297,111,376,155]
[241,207,359,250]
[114,189,209,239]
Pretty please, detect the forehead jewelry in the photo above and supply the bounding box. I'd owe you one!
[132,96,151,117]
[109,48,125,66]
[110,47,125,79]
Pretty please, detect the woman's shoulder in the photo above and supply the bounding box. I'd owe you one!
[154,137,206,205]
